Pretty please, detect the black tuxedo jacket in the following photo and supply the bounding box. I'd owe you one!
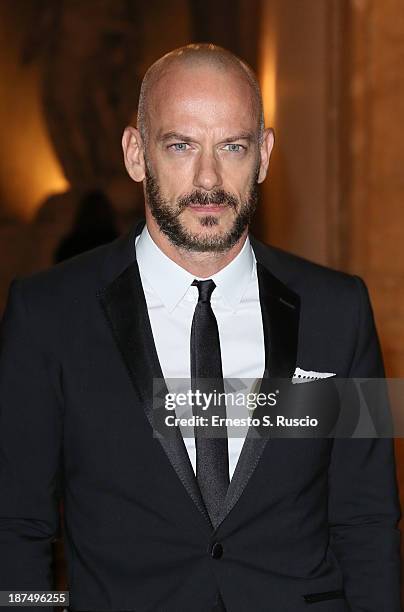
[0,220,401,612]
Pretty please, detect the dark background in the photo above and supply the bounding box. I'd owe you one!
[0,0,403,599]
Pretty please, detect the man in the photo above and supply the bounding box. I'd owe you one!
[0,44,401,612]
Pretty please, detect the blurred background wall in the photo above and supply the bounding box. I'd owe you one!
[0,0,403,597]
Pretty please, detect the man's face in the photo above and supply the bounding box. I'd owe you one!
[141,64,263,252]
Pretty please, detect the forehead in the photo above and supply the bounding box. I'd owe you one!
[147,64,258,138]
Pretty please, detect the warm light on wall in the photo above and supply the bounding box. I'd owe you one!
[259,1,277,127]
[0,9,69,221]
[4,106,70,221]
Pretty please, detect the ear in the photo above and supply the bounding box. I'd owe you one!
[122,126,145,182]
[257,128,275,184]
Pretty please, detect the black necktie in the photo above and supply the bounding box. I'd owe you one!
[190,279,230,527]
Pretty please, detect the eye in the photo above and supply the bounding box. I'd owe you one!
[168,143,190,152]
[222,143,246,153]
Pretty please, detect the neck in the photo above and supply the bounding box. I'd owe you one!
[145,217,248,278]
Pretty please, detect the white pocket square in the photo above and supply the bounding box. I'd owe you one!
[292,367,336,384]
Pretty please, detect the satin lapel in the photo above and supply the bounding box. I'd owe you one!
[97,258,212,528]
[216,258,300,530]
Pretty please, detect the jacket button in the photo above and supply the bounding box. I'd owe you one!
[211,542,223,559]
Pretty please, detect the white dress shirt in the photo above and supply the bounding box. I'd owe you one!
[135,226,265,480]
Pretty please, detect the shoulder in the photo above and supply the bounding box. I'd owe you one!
[2,230,137,336]
[250,235,363,300]
[250,236,374,348]
[249,238,381,376]
[12,230,135,303]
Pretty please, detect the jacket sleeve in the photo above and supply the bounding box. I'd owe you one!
[0,279,63,609]
[328,276,402,611]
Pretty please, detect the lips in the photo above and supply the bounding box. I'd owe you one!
[188,203,225,212]
[188,201,227,208]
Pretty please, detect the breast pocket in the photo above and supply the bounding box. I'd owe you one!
[303,589,345,604]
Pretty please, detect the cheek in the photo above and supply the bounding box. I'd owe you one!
[152,153,195,193]
[220,153,258,185]
[153,170,192,203]
[225,170,256,199]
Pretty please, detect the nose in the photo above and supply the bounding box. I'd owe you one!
[193,151,222,191]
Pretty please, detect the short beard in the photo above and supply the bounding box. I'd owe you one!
[144,161,259,253]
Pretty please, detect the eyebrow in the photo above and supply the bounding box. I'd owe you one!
[158,131,255,144]
[220,133,255,143]
[158,132,194,143]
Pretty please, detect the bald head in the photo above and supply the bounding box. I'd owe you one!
[122,42,275,258]
[137,43,264,145]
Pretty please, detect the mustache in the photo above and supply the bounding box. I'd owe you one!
[176,189,239,212]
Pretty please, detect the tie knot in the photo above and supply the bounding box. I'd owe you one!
[192,279,216,303]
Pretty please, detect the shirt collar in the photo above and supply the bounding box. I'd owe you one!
[208,235,255,311]
[135,225,255,313]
